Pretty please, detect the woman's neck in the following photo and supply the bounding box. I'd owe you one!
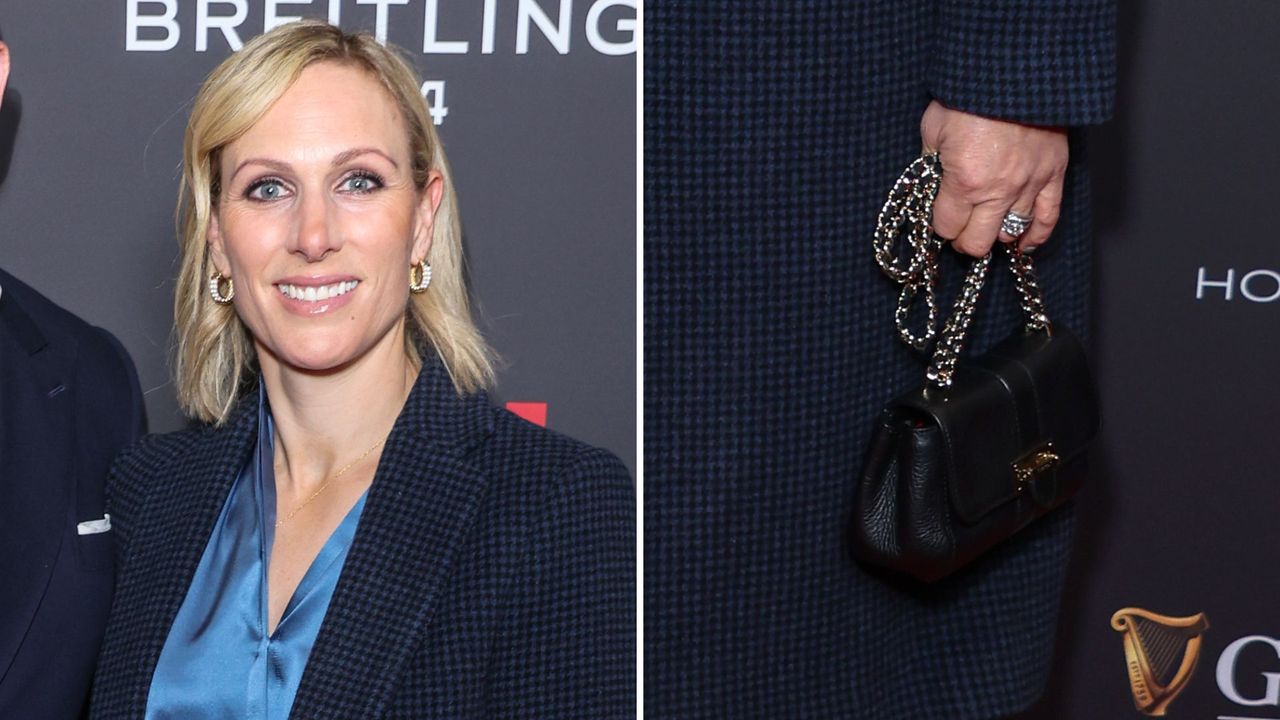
[256,325,418,493]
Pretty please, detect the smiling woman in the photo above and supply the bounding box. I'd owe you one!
[173,23,489,423]
[204,61,449,385]
[89,20,634,720]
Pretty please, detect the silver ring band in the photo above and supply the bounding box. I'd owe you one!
[1000,211,1033,238]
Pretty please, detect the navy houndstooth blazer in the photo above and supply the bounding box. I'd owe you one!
[646,1,1115,718]
[91,357,635,718]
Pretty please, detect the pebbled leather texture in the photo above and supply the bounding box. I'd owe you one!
[851,327,1099,582]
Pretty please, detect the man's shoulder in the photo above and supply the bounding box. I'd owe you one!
[0,267,135,370]
[1,267,94,337]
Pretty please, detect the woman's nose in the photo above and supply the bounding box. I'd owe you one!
[290,191,340,261]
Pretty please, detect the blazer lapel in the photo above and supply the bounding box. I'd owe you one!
[0,292,74,683]
[109,394,258,715]
[291,358,496,718]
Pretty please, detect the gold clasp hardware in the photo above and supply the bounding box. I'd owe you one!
[1013,444,1059,494]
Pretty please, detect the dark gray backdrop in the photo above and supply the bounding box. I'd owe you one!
[1016,1,1280,718]
[10,1,1279,716]
[0,1,635,473]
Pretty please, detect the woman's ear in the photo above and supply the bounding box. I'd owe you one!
[411,171,445,264]
[207,211,230,276]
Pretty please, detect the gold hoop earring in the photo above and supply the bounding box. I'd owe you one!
[209,272,235,305]
[409,260,432,294]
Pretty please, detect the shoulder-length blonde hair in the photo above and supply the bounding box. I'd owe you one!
[174,19,493,424]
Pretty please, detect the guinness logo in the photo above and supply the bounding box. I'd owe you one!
[1111,608,1210,716]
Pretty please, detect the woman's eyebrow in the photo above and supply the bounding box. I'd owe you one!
[229,149,399,185]
[229,157,291,184]
[332,147,399,169]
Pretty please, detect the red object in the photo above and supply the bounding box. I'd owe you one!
[505,402,547,427]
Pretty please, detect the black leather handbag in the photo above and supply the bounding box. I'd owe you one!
[850,155,1100,582]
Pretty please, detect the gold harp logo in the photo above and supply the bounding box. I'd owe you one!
[1111,607,1210,716]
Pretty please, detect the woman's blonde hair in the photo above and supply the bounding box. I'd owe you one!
[174,19,493,424]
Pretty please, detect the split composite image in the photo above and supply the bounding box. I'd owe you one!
[0,1,1276,719]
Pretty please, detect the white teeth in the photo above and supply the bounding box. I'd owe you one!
[276,280,357,302]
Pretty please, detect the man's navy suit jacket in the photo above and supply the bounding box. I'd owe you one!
[0,269,144,718]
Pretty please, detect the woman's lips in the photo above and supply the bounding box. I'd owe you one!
[277,279,357,302]
[274,278,359,315]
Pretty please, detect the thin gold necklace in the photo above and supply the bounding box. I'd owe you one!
[274,437,386,529]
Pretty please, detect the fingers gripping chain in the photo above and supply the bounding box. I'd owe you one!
[873,154,1053,389]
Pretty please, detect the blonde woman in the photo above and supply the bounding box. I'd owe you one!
[90,20,633,719]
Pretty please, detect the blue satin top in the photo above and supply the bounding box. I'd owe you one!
[146,392,368,719]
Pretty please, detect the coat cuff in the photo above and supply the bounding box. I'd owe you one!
[930,0,1117,127]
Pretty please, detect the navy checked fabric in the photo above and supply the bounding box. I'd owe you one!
[91,356,635,718]
[645,2,1114,718]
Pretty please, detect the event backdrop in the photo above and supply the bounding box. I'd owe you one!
[0,1,635,472]
[1017,1,1280,718]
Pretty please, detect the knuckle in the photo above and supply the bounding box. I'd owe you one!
[950,178,980,197]
[929,205,966,240]
[948,168,986,194]
[1036,204,1061,225]
[991,174,1024,196]
[952,237,989,258]
[1039,170,1065,191]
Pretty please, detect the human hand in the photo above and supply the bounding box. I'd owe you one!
[920,100,1068,256]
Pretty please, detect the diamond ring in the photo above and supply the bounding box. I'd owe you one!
[1000,211,1033,238]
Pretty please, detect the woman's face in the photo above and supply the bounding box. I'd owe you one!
[208,61,441,374]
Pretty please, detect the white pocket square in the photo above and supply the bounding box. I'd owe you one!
[77,514,111,535]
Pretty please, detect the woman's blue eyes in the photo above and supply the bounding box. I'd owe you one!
[340,172,384,193]
[246,179,286,201]
[243,173,384,201]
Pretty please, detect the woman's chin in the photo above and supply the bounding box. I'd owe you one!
[269,341,366,376]
[253,309,407,378]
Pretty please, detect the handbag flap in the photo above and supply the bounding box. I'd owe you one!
[983,328,1100,456]
[889,327,1099,524]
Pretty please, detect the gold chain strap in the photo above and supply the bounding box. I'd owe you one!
[873,153,1052,389]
